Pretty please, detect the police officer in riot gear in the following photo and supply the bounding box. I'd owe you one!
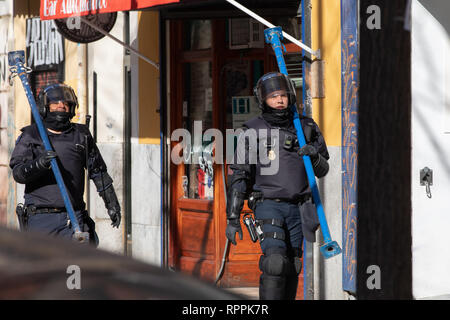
[10,83,121,243]
[226,72,329,300]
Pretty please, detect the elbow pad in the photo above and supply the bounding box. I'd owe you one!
[226,189,246,220]
[312,153,329,178]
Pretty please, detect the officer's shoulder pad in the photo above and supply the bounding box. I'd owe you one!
[20,123,39,134]
[299,114,313,120]
[17,124,38,143]
[20,124,32,133]
[300,115,317,124]
[72,123,90,132]
[72,122,87,129]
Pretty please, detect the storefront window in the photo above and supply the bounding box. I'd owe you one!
[223,60,263,130]
[183,61,214,199]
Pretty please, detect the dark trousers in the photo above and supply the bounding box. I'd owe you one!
[254,199,304,300]
[27,210,98,246]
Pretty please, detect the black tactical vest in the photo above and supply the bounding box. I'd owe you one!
[243,116,316,200]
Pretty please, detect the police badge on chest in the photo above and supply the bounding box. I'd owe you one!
[268,149,276,161]
[264,138,277,161]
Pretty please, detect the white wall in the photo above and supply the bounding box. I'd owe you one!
[87,12,125,255]
[412,0,450,299]
[313,146,347,300]
[129,11,162,266]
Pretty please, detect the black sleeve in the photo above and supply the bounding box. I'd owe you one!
[78,126,115,194]
[306,119,329,160]
[9,132,43,183]
[84,131,108,179]
[10,133,33,168]
[226,128,256,219]
[309,120,330,177]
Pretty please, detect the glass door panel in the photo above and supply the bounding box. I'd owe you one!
[183,61,214,199]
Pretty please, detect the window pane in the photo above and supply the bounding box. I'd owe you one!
[223,60,262,130]
[183,20,212,51]
[183,61,214,199]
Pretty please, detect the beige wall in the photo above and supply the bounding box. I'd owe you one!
[311,0,342,147]
[138,11,160,144]
[311,0,347,300]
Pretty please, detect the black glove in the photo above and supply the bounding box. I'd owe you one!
[101,185,121,228]
[36,150,58,169]
[226,218,243,245]
[299,144,329,178]
[297,144,318,159]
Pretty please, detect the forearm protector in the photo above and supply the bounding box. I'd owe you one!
[92,172,119,209]
[92,171,113,192]
[226,189,246,220]
[312,153,329,178]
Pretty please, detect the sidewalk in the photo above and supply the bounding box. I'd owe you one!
[226,287,259,300]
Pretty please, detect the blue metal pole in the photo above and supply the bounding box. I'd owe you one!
[264,28,341,259]
[8,51,88,242]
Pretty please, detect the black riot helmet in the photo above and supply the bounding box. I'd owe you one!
[38,83,79,119]
[254,72,296,110]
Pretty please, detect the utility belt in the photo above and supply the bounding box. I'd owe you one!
[15,204,68,231]
[248,191,311,209]
[27,206,67,214]
[244,192,312,244]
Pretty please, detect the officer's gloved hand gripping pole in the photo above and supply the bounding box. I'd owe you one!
[8,51,89,244]
[264,28,341,259]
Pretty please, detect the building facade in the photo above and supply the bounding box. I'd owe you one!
[2,0,448,300]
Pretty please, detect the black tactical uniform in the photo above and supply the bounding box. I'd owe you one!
[10,84,121,244]
[226,72,329,300]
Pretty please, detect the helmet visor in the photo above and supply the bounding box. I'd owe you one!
[44,85,78,109]
[255,73,295,104]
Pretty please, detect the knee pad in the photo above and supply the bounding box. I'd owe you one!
[259,247,289,276]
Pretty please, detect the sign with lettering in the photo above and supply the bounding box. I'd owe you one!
[54,12,117,43]
[40,0,180,20]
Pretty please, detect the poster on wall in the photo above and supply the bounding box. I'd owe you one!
[25,17,65,97]
[26,17,65,71]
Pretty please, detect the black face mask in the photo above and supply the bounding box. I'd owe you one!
[43,111,72,131]
[261,105,294,128]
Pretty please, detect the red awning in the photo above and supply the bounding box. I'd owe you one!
[40,0,180,20]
